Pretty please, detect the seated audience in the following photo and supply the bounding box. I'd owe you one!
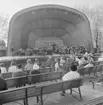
[55,58,60,72]
[12,64,26,77]
[0,63,7,73]
[33,59,40,70]
[0,69,8,91]
[61,64,80,96]
[77,57,88,68]
[84,57,94,68]
[17,64,23,71]
[45,56,53,67]
[83,52,89,59]
[60,56,65,67]
[8,61,18,72]
[25,59,33,71]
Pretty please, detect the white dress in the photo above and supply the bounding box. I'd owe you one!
[33,63,39,70]
[55,62,60,72]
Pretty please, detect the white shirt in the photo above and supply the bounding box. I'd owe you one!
[55,62,59,71]
[8,65,18,72]
[33,63,39,70]
[0,67,7,73]
[62,71,80,81]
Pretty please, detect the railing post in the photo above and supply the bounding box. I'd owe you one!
[25,88,28,105]
[40,87,43,105]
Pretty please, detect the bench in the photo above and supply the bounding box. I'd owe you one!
[78,65,103,89]
[0,86,28,105]
[78,67,94,76]
[1,72,12,79]
[6,71,63,88]
[27,71,62,84]
[1,67,53,79]
[6,76,27,88]
[0,77,84,105]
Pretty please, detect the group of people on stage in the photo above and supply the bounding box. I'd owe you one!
[11,43,87,56]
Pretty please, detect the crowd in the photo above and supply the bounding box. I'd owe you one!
[0,51,101,99]
[12,43,87,56]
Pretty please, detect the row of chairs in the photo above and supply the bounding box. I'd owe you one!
[6,71,64,88]
[0,77,84,105]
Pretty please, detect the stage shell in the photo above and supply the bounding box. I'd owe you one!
[7,4,93,55]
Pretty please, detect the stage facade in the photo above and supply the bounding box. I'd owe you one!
[7,4,93,55]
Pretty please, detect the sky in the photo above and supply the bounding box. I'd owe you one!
[1,0,103,19]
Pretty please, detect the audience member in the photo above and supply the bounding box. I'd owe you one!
[0,63,7,73]
[12,64,26,77]
[84,56,94,68]
[45,56,53,67]
[17,64,23,71]
[55,58,60,72]
[8,61,18,72]
[60,56,65,67]
[33,59,40,70]
[61,64,80,96]
[25,59,33,71]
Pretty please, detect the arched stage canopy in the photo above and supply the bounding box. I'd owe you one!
[7,4,93,55]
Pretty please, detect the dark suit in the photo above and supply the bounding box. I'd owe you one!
[0,77,7,91]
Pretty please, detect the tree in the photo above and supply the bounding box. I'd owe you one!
[76,5,103,53]
[0,13,9,45]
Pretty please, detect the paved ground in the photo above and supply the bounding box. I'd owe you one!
[4,80,103,105]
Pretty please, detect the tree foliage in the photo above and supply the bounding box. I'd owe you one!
[0,13,9,45]
[76,5,103,52]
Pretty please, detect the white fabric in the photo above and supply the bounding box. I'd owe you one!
[25,63,33,70]
[62,71,80,81]
[60,59,65,66]
[8,65,18,72]
[55,62,59,72]
[84,63,94,68]
[33,63,39,70]
[84,52,89,58]
[0,67,7,73]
